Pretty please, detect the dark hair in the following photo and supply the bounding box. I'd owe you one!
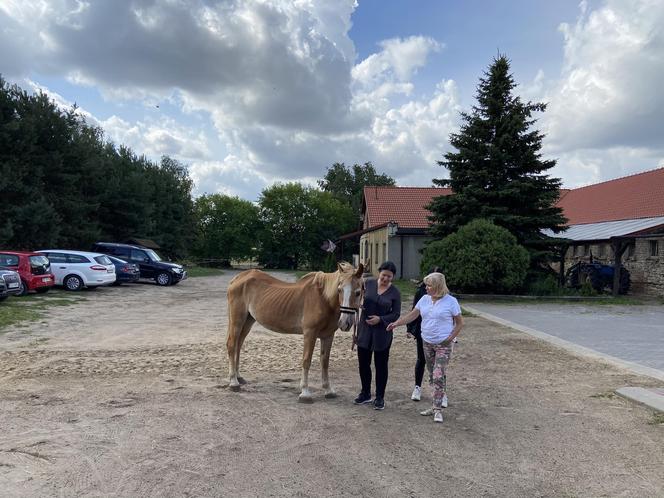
[378,261,397,275]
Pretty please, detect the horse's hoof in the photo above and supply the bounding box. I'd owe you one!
[324,392,338,399]
[229,384,241,392]
[298,395,314,404]
[237,376,247,385]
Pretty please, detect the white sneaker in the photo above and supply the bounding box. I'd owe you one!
[433,410,443,423]
[420,407,434,416]
[441,394,448,408]
[411,386,421,401]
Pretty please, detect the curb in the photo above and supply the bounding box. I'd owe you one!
[615,387,664,413]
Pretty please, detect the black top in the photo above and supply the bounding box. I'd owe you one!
[406,283,426,337]
[356,278,401,352]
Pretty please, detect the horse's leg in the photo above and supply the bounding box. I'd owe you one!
[227,308,247,391]
[235,315,255,385]
[298,332,317,403]
[320,335,337,398]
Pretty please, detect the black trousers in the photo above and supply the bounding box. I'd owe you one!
[357,346,390,399]
[414,333,426,387]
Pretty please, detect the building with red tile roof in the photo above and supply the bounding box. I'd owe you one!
[354,169,664,293]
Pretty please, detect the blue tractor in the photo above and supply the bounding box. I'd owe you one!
[565,261,630,295]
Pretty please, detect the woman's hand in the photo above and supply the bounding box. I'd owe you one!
[365,315,381,326]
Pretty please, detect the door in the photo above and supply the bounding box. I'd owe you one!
[42,252,69,285]
[129,248,154,278]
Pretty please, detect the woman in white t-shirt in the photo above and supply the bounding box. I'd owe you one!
[387,272,463,423]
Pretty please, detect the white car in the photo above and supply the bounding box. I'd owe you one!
[37,250,116,291]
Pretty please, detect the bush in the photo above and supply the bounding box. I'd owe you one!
[421,219,529,294]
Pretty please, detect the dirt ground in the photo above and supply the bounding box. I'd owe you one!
[0,272,662,498]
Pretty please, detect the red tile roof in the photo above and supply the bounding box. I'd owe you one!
[363,186,451,229]
[363,168,664,230]
[555,168,664,225]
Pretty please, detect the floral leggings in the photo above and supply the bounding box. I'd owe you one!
[423,340,453,409]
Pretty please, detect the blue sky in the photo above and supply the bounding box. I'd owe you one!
[2,0,663,201]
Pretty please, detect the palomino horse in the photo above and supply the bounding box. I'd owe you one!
[226,262,364,402]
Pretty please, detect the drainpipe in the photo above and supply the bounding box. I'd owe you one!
[400,234,404,279]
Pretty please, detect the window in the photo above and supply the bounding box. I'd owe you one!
[94,256,112,265]
[364,241,368,263]
[382,242,386,262]
[375,243,378,264]
[67,254,90,264]
[131,249,149,262]
[583,245,590,257]
[650,240,659,257]
[598,244,605,258]
[0,254,19,266]
[45,253,67,263]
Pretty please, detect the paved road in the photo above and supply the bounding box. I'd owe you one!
[463,302,664,372]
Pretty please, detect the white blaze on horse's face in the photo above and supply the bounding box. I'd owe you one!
[337,276,362,331]
[338,281,354,331]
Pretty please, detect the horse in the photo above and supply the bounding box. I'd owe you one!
[226,262,364,402]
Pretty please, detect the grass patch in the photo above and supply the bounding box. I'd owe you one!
[0,292,83,332]
[649,412,664,425]
[185,266,226,278]
[461,307,477,317]
[590,391,618,399]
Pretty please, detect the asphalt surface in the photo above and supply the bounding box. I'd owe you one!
[462,302,664,372]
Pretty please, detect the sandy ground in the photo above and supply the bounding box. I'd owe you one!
[0,272,662,498]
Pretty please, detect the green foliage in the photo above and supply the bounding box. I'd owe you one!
[257,183,356,269]
[193,193,260,262]
[428,56,567,267]
[0,77,195,256]
[318,161,395,216]
[421,219,529,293]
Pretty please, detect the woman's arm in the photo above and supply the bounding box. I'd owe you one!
[386,307,420,331]
[443,314,464,344]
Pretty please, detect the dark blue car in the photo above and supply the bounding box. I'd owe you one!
[107,255,140,285]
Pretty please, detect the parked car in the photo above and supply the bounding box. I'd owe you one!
[91,242,187,286]
[0,268,22,301]
[37,250,116,291]
[106,255,140,285]
[0,251,55,296]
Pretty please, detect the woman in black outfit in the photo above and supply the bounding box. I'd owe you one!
[406,279,427,402]
[353,261,401,410]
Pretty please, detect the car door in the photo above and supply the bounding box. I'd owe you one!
[66,254,92,284]
[129,248,154,279]
[42,252,69,285]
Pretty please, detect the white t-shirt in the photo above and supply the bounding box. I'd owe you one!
[415,294,461,344]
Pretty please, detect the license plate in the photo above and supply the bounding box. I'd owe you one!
[42,277,52,283]
[8,282,19,289]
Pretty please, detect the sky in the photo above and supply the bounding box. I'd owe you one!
[1,0,663,201]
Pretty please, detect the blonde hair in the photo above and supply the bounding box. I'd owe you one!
[423,272,449,298]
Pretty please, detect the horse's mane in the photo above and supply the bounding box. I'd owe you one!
[303,262,355,306]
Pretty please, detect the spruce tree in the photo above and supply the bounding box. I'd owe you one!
[428,56,567,265]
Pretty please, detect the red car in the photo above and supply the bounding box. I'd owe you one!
[0,251,55,296]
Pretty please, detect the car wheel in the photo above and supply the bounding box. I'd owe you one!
[0,296,7,302]
[35,288,50,294]
[18,280,29,297]
[156,272,172,286]
[64,275,84,291]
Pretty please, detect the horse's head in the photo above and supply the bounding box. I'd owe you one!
[337,262,364,331]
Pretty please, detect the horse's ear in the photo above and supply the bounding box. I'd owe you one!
[337,263,343,273]
[355,263,364,277]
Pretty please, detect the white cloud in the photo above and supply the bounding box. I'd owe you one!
[1,1,459,199]
[536,0,664,185]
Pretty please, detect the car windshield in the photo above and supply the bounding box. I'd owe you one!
[146,249,162,262]
[94,255,112,265]
[29,255,49,267]
[0,254,20,266]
